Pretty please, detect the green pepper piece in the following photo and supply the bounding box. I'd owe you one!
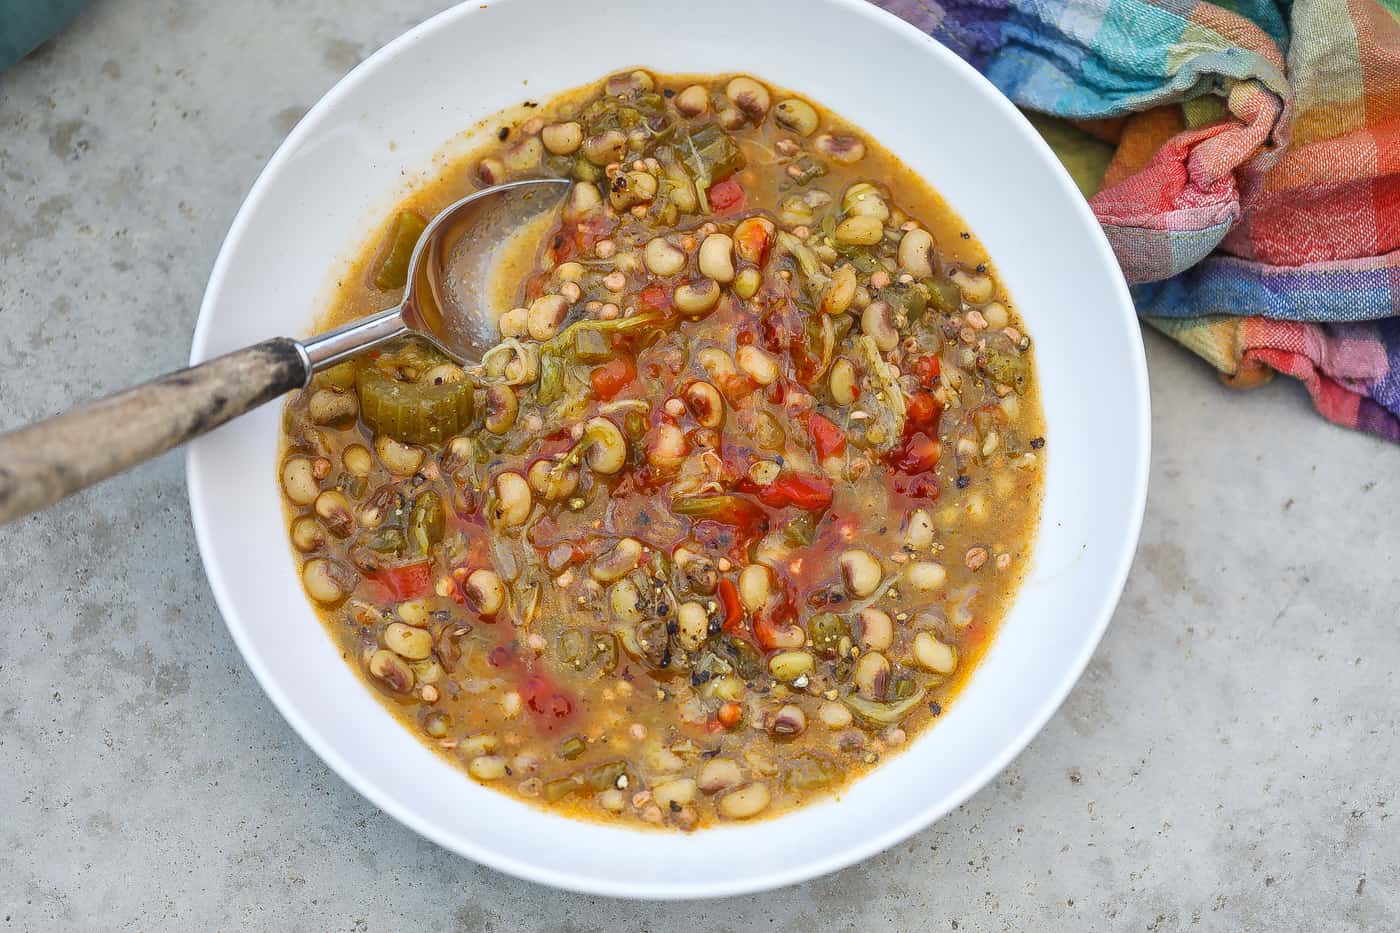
[356,364,474,446]
[782,512,817,547]
[924,276,962,315]
[982,349,1028,394]
[807,611,847,656]
[784,754,839,791]
[573,328,611,362]
[371,211,428,291]
[842,687,928,728]
[364,528,406,555]
[584,760,628,791]
[557,735,587,760]
[408,491,444,555]
[542,774,586,802]
[722,636,763,681]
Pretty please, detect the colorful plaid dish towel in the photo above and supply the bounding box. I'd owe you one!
[876,0,1400,442]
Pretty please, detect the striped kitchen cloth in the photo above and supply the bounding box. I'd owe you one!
[876,0,1400,441]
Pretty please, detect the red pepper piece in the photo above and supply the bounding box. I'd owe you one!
[589,356,636,400]
[718,578,744,634]
[367,561,432,601]
[708,179,745,215]
[809,412,847,461]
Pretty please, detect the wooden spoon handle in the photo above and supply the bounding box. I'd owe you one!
[0,338,308,524]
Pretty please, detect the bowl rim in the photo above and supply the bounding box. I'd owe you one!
[187,0,1150,899]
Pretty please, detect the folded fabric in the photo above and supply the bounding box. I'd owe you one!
[875,0,1400,442]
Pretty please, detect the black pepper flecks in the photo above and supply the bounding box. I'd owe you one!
[929,701,943,716]
[663,88,675,98]
[975,263,987,274]
[956,475,970,489]
[1030,436,1045,449]
[497,126,510,141]
[960,231,970,239]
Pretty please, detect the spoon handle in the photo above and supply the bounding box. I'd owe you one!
[0,339,309,525]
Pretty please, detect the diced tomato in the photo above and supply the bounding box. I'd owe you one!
[367,561,432,601]
[708,179,745,215]
[733,218,773,265]
[809,412,847,460]
[716,701,743,729]
[892,431,941,474]
[750,472,834,512]
[910,354,941,387]
[718,578,744,634]
[589,356,636,399]
[523,673,575,730]
[639,283,671,313]
[906,391,941,430]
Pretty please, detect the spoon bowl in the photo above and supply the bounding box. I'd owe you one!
[0,176,571,524]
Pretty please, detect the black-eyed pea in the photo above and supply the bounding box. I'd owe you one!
[814,133,865,164]
[563,182,603,221]
[610,579,644,624]
[676,601,709,651]
[698,233,735,283]
[281,457,320,505]
[773,98,818,136]
[368,648,414,692]
[653,778,697,810]
[675,84,710,117]
[733,267,762,300]
[839,548,882,597]
[527,294,570,341]
[674,278,721,317]
[307,388,358,426]
[738,563,773,611]
[384,621,433,660]
[541,121,583,155]
[314,490,354,537]
[582,129,627,166]
[861,300,899,352]
[698,757,742,793]
[982,301,1010,329]
[503,136,542,172]
[718,782,771,819]
[898,228,936,279]
[912,631,958,675]
[829,357,858,406]
[342,444,373,477]
[725,76,770,117]
[835,214,884,247]
[768,650,814,683]
[582,416,627,475]
[591,537,643,583]
[906,561,948,593]
[855,608,894,651]
[465,569,506,615]
[951,267,994,303]
[483,385,520,436]
[375,436,425,475]
[303,558,352,605]
[493,471,533,526]
[818,700,853,728]
[770,704,807,736]
[735,345,779,385]
[644,236,688,276]
[468,755,508,781]
[854,651,891,699]
[842,182,889,221]
[904,508,935,549]
[821,264,858,315]
[683,380,724,428]
[498,306,528,338]
[476,157,506,185]
[527,458,579,502]
[290,516,325,552]
[716,105,745,130]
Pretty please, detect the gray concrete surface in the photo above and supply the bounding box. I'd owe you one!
[1,1,1396,929]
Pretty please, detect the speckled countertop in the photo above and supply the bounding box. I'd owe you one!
[0,2,1396,930]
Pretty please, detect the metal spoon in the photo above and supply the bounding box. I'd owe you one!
[0,177,571,524]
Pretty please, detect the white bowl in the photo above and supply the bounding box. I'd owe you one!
[188,0,1149,899]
